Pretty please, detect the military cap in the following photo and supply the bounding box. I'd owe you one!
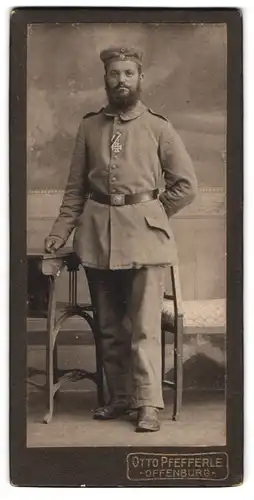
[100,46,143,67]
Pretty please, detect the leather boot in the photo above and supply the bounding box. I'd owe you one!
[93,400,131,420]
[136,406,160,432]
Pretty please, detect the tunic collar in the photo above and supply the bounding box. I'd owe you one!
[103,100,147,121]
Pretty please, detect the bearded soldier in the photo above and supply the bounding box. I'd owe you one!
[45,47,198,432]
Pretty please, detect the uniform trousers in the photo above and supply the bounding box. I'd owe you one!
[85,266,166,409]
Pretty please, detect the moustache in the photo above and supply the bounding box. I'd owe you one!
[114,84,130,91]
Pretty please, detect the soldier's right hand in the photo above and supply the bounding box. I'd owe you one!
[44,236,65,254]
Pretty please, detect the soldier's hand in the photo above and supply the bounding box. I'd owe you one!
[44,236,65,254]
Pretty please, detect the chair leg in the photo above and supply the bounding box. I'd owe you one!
[44,277,56,424]
[173,314,184,421]
[53,341,58,385]
[161,326,166,383]
[44,328,55,424]
[53,341,61,403]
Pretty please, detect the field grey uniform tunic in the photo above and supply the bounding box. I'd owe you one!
[49,100,198,408]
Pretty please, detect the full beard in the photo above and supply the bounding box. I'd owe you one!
[105,82,141,111]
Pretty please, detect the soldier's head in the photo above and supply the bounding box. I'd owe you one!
[100,46,144,110]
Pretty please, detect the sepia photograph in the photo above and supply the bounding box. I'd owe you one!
[10,7,243,487]
[26,20,227,447]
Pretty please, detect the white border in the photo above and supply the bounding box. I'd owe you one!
[1,1,253,498]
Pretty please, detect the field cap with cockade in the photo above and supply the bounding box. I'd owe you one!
[100,46,143,67]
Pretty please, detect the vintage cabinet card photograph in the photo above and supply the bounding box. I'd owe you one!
[9,7,243,487]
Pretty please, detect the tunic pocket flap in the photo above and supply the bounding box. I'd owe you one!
[144,216,171,239]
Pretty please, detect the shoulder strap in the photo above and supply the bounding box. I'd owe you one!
[83,108,104,120]
[148,108,168,122]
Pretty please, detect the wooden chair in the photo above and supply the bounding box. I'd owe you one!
[161,265,226,421]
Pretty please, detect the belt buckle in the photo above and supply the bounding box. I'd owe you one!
[111,193,125,206]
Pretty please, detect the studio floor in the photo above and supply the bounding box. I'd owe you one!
[27,389,226,448]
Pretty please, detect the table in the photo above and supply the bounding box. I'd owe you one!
[27,249,105,423]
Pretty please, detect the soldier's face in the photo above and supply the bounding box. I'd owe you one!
[104,60,143,109]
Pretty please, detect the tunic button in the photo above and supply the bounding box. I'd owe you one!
[111,165,117,169]
[111,188,116,193]
[112,176,117,182]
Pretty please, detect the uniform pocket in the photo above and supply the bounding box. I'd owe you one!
[144,215,171,239]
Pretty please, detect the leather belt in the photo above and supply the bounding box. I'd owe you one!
[90,189,159,206]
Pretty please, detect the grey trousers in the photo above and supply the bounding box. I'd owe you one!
[85,266,166,409]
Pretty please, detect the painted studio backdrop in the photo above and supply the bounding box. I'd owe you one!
[27,23,227,393]
[27,23,226,190]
